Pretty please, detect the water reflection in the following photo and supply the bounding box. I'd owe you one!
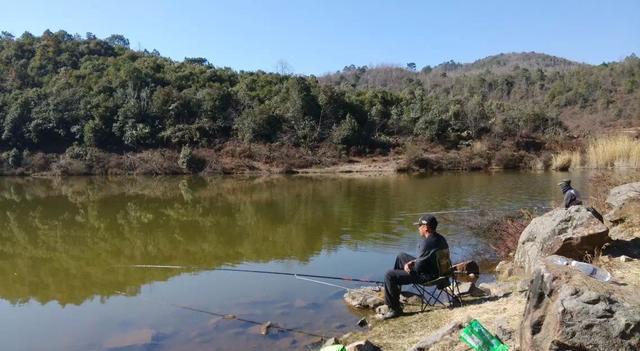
[1,176,410,305]
[0,172,587,351]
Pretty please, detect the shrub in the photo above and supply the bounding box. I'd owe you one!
[26,152,53,173]
[178,146,205,173]
[493,149,526,169]
[178,145,194,170]
[475,210,533,259]
[7,148,22,168]
[51,158,89,175]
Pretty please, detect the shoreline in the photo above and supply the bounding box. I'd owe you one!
[336,178,640,351]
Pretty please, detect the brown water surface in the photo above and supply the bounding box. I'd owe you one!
[0,172,589,350]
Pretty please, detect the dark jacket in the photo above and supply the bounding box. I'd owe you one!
[413,232,449,278]
[562,185,582,208]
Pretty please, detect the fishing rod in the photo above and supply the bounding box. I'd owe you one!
[114,290,329,339]
[124,265,384,285]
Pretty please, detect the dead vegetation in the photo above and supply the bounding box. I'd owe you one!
[341,292,526,351]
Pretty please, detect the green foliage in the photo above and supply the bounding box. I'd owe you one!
[178,145,193,170]
[7,148,22,167]
[331,113,361,149]
[177,146,209,174]
[0,31,638,162]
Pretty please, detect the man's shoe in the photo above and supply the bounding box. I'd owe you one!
[377,309,402,320]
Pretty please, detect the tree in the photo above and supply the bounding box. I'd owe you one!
[184,57,210,66]
[275,59,292,75]
[105,34,130,48]
[421,65,432,74]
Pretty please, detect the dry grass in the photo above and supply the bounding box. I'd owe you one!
[551,150,582,170]
[342,293,526,351]
[586,135,640,169]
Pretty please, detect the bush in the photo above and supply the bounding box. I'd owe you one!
[7,148,22,168]
[51,158,89,175]
[178,146,193,170]
[472,210,533,259]
[493,149,526,169]
[331,114,362,150]
[178,146,205,173]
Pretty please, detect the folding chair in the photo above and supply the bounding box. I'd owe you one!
[411,248,463,311]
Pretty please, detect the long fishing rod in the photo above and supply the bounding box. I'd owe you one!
[114,290,328,339]
[125,265,384,285]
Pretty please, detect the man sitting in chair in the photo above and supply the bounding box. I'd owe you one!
[378,214,449,320]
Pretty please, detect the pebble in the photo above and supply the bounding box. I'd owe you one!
[356,317,368,327]
[620,255,633,262]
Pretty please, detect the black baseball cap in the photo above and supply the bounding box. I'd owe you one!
[413,214,437,230]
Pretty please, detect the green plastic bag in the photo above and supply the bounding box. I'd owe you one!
[459,319,509,351]
[320,345,346,351]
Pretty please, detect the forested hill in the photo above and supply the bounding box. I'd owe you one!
[431,52,584,75]
[319,52,639,131]
[0,31,639,174]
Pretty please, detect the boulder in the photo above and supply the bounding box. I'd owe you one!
[514,206,610,274]
[346,339,382,351]
[605,182,640,209]
[520,257,640,350]
[478,282,514,298]
[605,182,640,241]
[344,287,384,309]
[495,260,514,280]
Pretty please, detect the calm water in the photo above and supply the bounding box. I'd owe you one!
[0,172,589,351]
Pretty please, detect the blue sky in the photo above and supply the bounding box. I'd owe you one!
[1,0,638,74]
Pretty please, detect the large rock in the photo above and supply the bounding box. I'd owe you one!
[344,287,384,309]
[514,206,610,274]
[346,340,382,351]
[605,182,640,209]
[520,257,640,350]
[605,182,640,240]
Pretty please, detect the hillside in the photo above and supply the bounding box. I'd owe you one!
[432,52,585,75]
[320,52,640,133]
[0,31,639,175]
[319,52,585,89]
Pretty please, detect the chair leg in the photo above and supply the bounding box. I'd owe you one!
[413,284,447,311]
[442,279,463,307]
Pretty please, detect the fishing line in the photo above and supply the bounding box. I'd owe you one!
[294,275,352,291]
[113,290,328,339]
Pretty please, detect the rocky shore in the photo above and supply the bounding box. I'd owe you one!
[331,181,640,351]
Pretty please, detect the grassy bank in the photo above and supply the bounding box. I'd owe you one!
[551,134,640,171]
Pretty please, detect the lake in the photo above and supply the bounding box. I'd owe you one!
[0,172,589,351]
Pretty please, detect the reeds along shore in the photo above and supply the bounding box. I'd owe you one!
[552,135,640,170]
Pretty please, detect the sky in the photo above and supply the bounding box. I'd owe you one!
[1,0,639,75]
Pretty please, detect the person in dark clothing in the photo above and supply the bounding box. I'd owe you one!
[378,214,449,320]
[558,179,582,208]
[558,179,605,222]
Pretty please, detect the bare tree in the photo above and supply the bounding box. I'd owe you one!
[275,59,293,75]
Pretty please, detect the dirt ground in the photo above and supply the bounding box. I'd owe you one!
[295,156,401,174]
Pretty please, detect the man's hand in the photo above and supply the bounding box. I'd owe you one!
[404,260,415,273]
